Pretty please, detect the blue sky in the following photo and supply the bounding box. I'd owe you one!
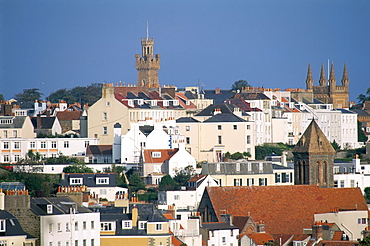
[1,0,370,102]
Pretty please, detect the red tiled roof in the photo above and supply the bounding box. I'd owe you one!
[331,231,344,241]
[171,235,183,246]
[56,111,82,121]
[143,149,178,164]
[163,213,176,220]
[246,233,274,245]
[316,241,359,246]
[205,185,367,235]
[188,175,206,183]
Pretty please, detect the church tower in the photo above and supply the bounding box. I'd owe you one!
[135,30,160,88]
[292,119,335,188]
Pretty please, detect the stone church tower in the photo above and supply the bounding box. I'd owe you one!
[135,36,160,88]
[306,63,349,109]
[292,119,335,188]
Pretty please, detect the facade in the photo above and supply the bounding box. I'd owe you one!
[201,161,293,187]
[200,222,239,246]
[97,204,172,246]
[60,173,128,201]
[177,113,255,162]
[31,116,62,136]
[198,185,368,238]
[0,116,36,139]
[293,119,335,187]
[306,63,349,109]
[2,137,98,165]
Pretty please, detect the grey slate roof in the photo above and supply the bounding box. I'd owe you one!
[30,197,92,216]
[196,104,235,116]
[203,90,235,104]
[176,117,200,123]
[94,204,169,236]
[202,222,238,230]
[60,173,116,187]
[202,161,273,175]
[0,210,35,238]
[0,116,27,129]
[0,182,26,191]
[233,93,271,100]
[203,113,247,123]
[351,109,370,117]
[31,117,57,129]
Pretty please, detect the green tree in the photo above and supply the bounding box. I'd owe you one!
[173,165,195,186]
[357,87,370,104]
[227,151,251,160]
[331,140,341,152]
[231,80,251,92]
[358,234,370,245]
[128,172,146,192]
[255,143,292,160]
[358,121,367,143]
[63,163,94,173]
[15,88,43,102]
[47,88,76,104]
[159,175,177,191]
[364,187,370,203]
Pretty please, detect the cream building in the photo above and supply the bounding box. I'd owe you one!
[0,116,36,139]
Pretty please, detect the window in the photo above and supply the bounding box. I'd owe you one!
[102,112,108,121]
[139,221,147,229]
[91,239,94,246]
[66,242,69,246]
[97,178,109,184]
[275,173,281,183]
[186,137,190,144]
[64,141,69,148]
[3,155,9,162]
[174,195,180,200]
[218,135,222,144]
[57,223,61,232]
[156,223,162,231]
[236,163,240,172]
[13,130,17,138]
[234,179,242,186]
[231,230,234,236]
[30,142,36,149]
[51,141,57,149]
[152,152,161,158]
[247,135,251,144]
[218,125,222,130]
[49,242,52,246]
[100,189,107,195]
[49,223,53,233]
[247,125,250,130]
[259,178,267,186]
[47,204,53,214]
[75,240,78,246]
[3,130,8,138]
[222,237,226,243]
[334,167,340,174]
[122,221,132,229]
[106,102,110,106]
[334,180,338,188]
[0,220,5,231]
[101,222,114,231]
[75,221,78,231]
[233,125,237,130]
[85,141,89,147]
[350,180,355,187]
[3,142,9,149]
[185,126,190,131]
[340,180,345,188]
[358,218,367,224]
[216,163,220,172]
[70,178,83,185]
[91,221,95,229]
[83,221,86,230]
[66,222,70,232]
[40,141,46,149]
[58,242,61,246]
[14,155,20,162]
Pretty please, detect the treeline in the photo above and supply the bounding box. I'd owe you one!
[11,83,102,106]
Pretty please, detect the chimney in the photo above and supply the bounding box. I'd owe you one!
[353,154,361,173]
[215,87,221,94]
[0,189,4,210]
[132,205,138,227]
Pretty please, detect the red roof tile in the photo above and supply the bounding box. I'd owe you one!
[246,233,274,245]
[331,231,344,241]
[205,185,367,235]
[143,149,179,164]
[56,111,82,121]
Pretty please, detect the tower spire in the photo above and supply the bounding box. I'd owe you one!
[306,63,313,89]
[146,21,149,40]
[341,63,349,87]
[319,64,326,86]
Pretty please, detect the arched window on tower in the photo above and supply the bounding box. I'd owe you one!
[323,161,328,183]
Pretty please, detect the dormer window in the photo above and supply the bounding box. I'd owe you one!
[152,152,161,158]
[97,178,109,184]
[0,220,5,232]
[128,100,134,107]
[163,100,169,106]
[173,100,179,106]
[47,204,53,214]
[137,99,144,105]
[122,221,132,229]
[139,221,147,229]
[70,178,83,185]
[151,100,157,106]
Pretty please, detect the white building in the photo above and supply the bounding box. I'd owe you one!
[0,137,99,164]
[201,222,239,246]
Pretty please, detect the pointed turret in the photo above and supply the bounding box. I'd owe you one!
[329,63,336,90]
[341,63,349,87]
[306,63,314,89]
[293,119,335,188]
[319,64,326,86]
